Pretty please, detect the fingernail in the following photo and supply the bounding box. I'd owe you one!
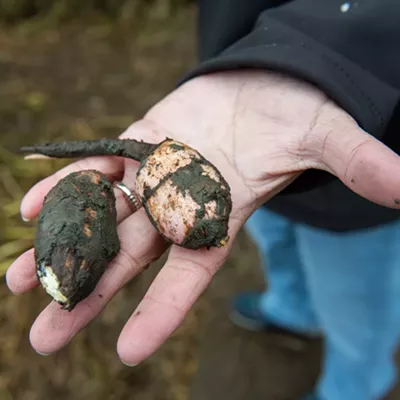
[4,275,21,295]
[122,361,138,367]
[36,351,50,356]
[21,213,30,222]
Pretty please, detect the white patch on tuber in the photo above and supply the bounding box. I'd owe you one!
[37,263,68,304]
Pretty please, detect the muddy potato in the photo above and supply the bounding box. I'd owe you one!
[136,140,231,249]
[21,137,233,250]
[35,170,120,311]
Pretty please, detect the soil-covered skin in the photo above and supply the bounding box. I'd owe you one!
[35,170,120,310]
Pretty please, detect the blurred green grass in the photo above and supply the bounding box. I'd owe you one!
[0,143,66,277]
[0,0,194,22]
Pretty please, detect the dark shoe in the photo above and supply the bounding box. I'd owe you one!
[229,292,321,351]
[229,291,272,331]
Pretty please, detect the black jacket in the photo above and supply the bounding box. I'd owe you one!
[183,0,400,232]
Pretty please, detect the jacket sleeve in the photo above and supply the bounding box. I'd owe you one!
[180,0,400,193]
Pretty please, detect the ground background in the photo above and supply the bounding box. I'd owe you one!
[0,2,399,399]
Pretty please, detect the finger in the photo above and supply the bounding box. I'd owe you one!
[20,156,125,221]
[320,118,400,209]
[6,248,38,294]
[28,209,168,355]
[116,216,244,366]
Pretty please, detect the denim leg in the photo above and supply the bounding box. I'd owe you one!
[295,220,400,400]
[245,207,320,333]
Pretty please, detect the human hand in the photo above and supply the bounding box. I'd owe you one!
[6,70,400,365]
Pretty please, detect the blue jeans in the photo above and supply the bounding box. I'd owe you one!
[245,207,400,400]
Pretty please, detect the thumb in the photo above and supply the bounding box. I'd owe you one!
[320,118,400,209]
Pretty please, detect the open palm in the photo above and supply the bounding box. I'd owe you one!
[6,71,400,365]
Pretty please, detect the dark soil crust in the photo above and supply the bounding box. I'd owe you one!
[35,170,119,310]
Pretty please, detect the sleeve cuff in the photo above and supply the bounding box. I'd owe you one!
[181,16,399,139]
